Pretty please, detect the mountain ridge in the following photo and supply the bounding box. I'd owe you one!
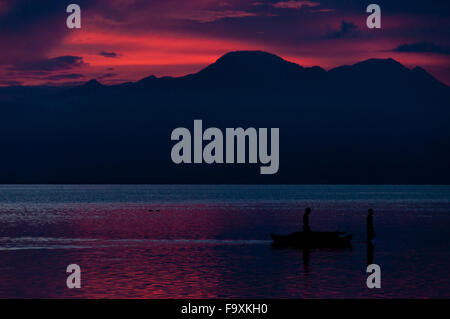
[131,51,447,89]
[0,50,449,184]
[87,51,449,97]
[2,50,447,93]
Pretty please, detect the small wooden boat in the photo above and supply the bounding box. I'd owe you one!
[270,232,352,248]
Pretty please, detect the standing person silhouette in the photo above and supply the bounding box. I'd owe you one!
[366,208,375,242]
[303,207,312,233]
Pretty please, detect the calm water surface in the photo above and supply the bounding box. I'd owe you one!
[0,185,449,298]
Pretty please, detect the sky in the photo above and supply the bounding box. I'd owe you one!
[0,0,449,86]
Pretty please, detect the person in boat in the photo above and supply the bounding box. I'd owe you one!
[366,208,375,242]
[303,207,312,233]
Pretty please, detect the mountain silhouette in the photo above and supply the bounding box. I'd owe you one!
[187,51,327,94]
[328,58,447,94]
[79,51,446,98]
[195,51,323,81]
[2,51,446,99]
[0,51,449,183]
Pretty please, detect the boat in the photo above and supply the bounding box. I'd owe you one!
[270,231,352,248]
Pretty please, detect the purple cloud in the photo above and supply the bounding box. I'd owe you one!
[325,21,360,39]
[272,1,320,9]
[97,73,118,80]
[10,56,86,72]
[99,51,120,58]
[392,42,450,55]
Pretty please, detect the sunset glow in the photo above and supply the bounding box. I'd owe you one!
[1,0,449,86]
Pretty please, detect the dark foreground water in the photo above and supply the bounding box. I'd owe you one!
[0,185,449,298]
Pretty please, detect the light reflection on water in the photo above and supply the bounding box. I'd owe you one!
[0,185,449,298]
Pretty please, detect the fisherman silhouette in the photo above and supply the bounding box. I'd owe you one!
[366,208,375,242]
[303,207,312,233]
